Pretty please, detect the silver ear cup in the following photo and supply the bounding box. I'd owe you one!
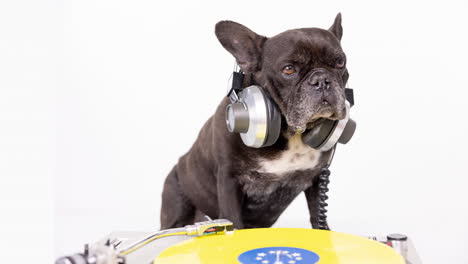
[317,101,351,151]
[302,101,353,151]
[237,86,270,148]
[226,85,282,148]
[225,103,249,133]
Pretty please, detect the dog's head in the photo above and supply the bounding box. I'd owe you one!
[216,13,349,134]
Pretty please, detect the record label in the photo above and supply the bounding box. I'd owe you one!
[238,247,319,264]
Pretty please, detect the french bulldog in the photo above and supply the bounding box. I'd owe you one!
[160,13,349,230]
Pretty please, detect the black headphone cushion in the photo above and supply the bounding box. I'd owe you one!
[260,89,281,147]
[338,118,356,144]
[302,119,338,149]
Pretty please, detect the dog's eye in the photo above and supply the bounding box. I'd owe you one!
[335,58,345,68]
[282,65,296,75]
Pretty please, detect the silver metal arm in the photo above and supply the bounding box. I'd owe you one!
[55,219,234,264]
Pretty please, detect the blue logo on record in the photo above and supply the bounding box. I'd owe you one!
[238,247,319,264]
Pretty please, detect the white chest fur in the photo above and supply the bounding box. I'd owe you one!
[257,134,321,175]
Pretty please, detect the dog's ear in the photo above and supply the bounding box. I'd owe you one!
[215,21,267,73]
[328,13,343,41]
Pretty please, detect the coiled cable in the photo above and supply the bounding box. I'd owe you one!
[316,166,331,230]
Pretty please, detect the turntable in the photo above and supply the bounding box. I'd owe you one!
[56,219,422,264]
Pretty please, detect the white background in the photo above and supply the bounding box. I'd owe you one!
[1,0,467,263]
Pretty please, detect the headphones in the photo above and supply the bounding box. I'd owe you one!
[225,67,356,151]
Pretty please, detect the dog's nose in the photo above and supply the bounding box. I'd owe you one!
[309,72,331,91]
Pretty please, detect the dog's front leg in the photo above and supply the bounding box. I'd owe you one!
[216,167,244,229]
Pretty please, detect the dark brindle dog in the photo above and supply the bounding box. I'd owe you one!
[160,13,349,229]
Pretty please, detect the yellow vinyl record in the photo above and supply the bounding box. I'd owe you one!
[154,228,405,264]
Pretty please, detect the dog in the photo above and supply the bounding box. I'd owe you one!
[160,13,349,230]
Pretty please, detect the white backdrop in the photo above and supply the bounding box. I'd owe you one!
[1,0,468,263]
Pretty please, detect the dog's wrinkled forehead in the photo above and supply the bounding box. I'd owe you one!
[263,28,343,70]
[214,13,344,74]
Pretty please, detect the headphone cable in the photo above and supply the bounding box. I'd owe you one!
[315,146,336,230]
